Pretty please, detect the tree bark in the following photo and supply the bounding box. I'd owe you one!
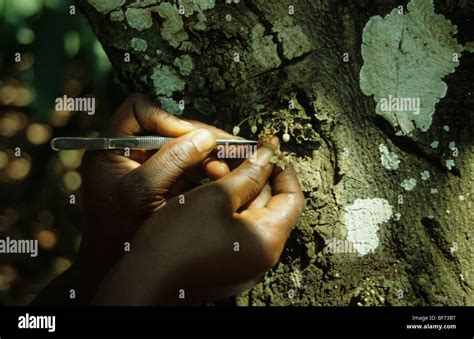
[76,0,473,306]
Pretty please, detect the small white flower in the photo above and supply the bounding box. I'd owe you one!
[232,126,240,136]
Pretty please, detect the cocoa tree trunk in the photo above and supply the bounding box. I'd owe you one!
[76,0,473,306]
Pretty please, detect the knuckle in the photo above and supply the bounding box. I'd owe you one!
[119,171,164,213]
[118,172,145,203]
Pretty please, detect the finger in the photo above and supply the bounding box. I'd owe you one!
[104,93,196,137]
[225,157,246,170]
[121,129,216,205]
[182,118,243,140]
[202,156,230,180]
[241,163,305,236]
[240,183,272,210]
[216,137,279,211]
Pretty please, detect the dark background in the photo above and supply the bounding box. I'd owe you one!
[0,0,127,305]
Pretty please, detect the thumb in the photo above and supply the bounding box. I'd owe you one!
[120,129,216,210]
[216,137,278,212]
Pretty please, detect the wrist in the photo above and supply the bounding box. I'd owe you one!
[91,249,167,305]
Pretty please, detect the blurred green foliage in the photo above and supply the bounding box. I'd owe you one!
[0,0,127,305]
[0,0,115,120]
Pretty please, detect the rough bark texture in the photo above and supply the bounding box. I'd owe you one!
[77,0,473,306]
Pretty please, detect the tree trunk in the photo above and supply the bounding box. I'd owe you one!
[76,0,473,306]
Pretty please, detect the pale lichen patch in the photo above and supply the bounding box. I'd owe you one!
[150,63,186,115]
[178,41,194,53]
[173,55,194,76]
[345,198,393,256]
[250,24,281,70]
[359,0,464,135]
[109,9,124,22]
[379,144,400,170]
[154,3,189,48]
[176,0,216,30]
[151,65,185,97]
[125,8,153,31]
[272,16,312,60]
[401,178,417,191]
[159,97,182,115]
[131,38,148,52]
[446,159,455,170]
[130,0,157,8]
[193,0,216,11]
[88,0,125,14]
[420,170,430,180]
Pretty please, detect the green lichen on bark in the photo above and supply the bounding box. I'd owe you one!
[125,8,153,31]
[360,0,464,136]
[159,97,182,115]
[87,0,124,14]
[129,0,157,7]
[379,144,400,170]
[173,55,194,76]
[109,9,124,22]
[180,0,222,31]
[272,16,312,60]
[131,38,147,52]
[179,0,216,18]
[250,24,281,69]
[400,178,417,191]
[155,3,189,48]
[150,64,185,115]
[151,65,185,97]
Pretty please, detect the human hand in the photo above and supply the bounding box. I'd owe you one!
[93,137,305,305]
[78,93,235,295]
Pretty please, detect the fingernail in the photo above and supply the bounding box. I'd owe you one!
[254,143,275,166]
[270,136,280,146]
[191,129,215,152]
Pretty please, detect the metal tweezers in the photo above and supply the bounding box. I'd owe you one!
[50,136,258,151]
